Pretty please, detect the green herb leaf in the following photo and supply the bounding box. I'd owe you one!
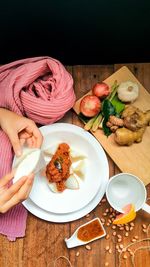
[102,118,112,136]
[102,99,116,136]
[111,95,125,114]
[102,99,116,120]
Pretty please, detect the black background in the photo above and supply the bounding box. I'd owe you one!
[0,0,150,65]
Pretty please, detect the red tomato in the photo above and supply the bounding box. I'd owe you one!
[92,82,110,98]
[80,95,101,117]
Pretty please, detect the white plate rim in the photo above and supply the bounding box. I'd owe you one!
[23,165,109,223]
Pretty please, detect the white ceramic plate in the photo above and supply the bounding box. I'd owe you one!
[29,123,108,214]
[23,170,108,223]
[13,123,109,214]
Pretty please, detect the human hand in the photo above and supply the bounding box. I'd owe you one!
[0,108,43,156]
[0,171,34,213]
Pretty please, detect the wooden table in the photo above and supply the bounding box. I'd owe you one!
[0,63,150,267]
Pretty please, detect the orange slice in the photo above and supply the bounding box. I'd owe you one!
[113,204,136,225]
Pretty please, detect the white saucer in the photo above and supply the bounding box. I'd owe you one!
[23,169,109,223]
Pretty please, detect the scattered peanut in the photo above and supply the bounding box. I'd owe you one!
[131,238,136,242]
[112,225,116,229]
[85,214,90,218]
[130,222,134,227]
[134,235,139,240]
[119,244,124,249]
[125,232,129,237]
[117,234,122,239]
[118,239,122,243]
[105,234,110,240]
[142,224,147,229]
[103,213,107,217]
[85,245,91,250]
[101,198,106,203]
[106,209,109,213]
[123,255,127,259]
[130,226,133,231]
[105,262,109,266]
[125,226,129,231]
[143,229,147,233]
[108,248,112,254]
[113,231,117,236]
[101,218,105,223]
[106,246,110,251]
[76,252,80,257]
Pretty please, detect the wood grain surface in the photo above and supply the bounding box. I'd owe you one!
[0,64,150,267]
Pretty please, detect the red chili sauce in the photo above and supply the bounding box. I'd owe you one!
[77,219,105,242]
[46,143,71,192]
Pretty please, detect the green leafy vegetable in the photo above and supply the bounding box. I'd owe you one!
[111,95,125,114]
[102,99,116,136]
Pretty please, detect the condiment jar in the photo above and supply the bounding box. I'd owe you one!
[65,217,106,248]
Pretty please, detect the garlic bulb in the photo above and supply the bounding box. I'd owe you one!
[117,81,139,103]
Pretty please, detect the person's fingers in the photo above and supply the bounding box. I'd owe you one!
[32,128,43,148]
[26,125,43,148]
[0,170,15,188]
[19,138,26,146]
[0,176,28,204]
[9,132,22,156]
[26,136,34,147]
[19,131,32,139]
[0,174,34,213]
[17,173,34,199]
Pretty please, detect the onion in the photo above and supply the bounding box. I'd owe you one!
[47,182,59,193]
[80,95,101,117]
[65,175,79,189]
[72,160,86,180]
[92,82,110,99]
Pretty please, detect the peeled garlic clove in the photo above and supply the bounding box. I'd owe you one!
[14,149,45,183]
[72,160,86,180]
[13,147,37,168]
[47,182,59,193]
[65,175,79,190]
[70,149,86,162]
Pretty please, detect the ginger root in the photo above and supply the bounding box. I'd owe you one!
[122,105,150,131]
[114,106,150,146]
[106,115,124,132]
[114,127,146,146]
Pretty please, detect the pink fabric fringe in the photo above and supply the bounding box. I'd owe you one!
[0,56,76,240]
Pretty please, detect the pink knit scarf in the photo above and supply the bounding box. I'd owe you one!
[0,56,76,240]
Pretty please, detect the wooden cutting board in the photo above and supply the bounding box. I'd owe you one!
[73,66,150,185]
